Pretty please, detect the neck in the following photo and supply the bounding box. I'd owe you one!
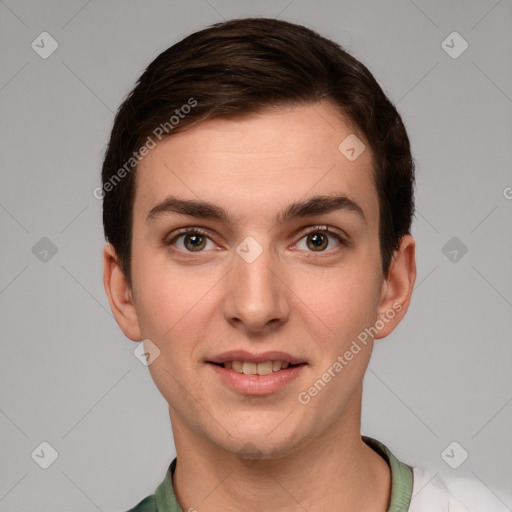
[169,393,391,512]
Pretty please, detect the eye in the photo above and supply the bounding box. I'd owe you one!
[166,228,217,253]
[295,226,346,253]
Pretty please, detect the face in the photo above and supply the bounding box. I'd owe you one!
[105,102,415,459]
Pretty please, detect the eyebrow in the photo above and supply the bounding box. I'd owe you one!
[146,194,366,225]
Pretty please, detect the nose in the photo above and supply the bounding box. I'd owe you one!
[222,241,290,335]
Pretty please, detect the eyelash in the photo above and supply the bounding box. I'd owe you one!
[165,225,347,256]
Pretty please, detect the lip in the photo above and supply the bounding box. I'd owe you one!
[207,350,306,365]
[207,362,307,395]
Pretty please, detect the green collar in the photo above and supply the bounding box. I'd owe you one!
[362,436,414,512]
[129,436,413,512]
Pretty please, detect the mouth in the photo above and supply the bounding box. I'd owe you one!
[206,358,307,395]
[206,350,308,395]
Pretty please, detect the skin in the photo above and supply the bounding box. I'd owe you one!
[103,102,416,512]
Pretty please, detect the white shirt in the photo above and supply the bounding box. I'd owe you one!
[410,467,512,511]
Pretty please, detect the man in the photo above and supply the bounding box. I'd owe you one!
[101,17,509,512]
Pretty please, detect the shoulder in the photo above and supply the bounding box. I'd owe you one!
[409,466,511,512]
[124,494,157,512]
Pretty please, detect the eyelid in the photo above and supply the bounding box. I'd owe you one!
[297,224,347,241]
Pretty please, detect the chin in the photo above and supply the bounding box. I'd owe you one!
[217,426,307,462]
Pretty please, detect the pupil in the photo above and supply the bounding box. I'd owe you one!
[186,234,205,250]
[309,233,327,250]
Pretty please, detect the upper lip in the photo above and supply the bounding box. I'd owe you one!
[207,350,307,365]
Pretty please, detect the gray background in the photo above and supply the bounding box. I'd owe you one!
[0,0,511,510]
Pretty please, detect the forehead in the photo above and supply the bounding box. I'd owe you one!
[134,103,378,230]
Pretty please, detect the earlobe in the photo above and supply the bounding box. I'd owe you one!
[374,234,416,340]
[102,243,142,342]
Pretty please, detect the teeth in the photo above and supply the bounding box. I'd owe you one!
[256,361,273,375]
[224,360,295,375]
[242,362,257,375]
[232,361,243,372]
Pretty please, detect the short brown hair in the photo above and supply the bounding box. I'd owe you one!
[101,17,415,287]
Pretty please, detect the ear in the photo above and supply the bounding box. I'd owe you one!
[102,243,142,342]
[374,234,416,339]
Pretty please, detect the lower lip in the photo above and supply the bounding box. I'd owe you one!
[207,363,306,396]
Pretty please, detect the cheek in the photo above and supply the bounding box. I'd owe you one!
[131,241,194,334]
[134,268,213,406]
[135,275,202,343]
[292,263,382,344]
[132,254,223,368]
[294,271,380,414]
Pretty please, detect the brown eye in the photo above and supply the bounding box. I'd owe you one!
[295,227,345,253]
[306,232,329,251]
[166,228,215,253]
[183,233,207,252]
